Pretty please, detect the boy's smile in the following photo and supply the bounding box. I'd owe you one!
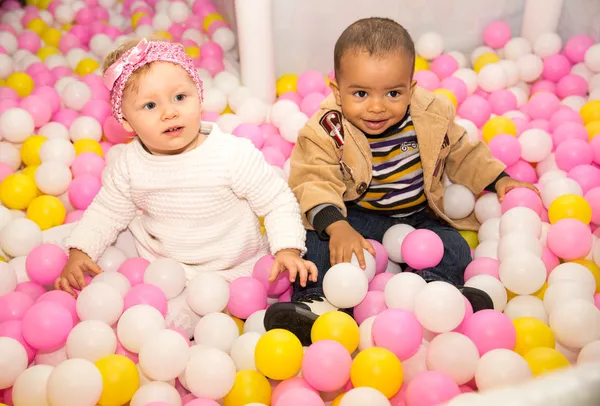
[331,51,415,135]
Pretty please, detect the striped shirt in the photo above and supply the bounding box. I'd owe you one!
[355,108,427,217]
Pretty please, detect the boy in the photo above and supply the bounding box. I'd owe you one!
[264,18,537,344]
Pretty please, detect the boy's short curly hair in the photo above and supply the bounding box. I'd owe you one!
[333,17,416,80]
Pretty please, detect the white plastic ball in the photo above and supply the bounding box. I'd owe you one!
[0,54,13,79]
[548,263,596,296]
[339,387,390,406]
[46,358,103,406]
[237,97,268,124]
[186,272,230,316]
[167,1,189,23]
[65,320,117,362]
[110,14,127,30]
[91,272,131,297]
[144,258,186,300]
[0,108,35,143]
[507,86,529,107]
[443,184,476,219]
[228,86,254,112]
[61,80,92,111]
[448,51,467,68]
[498,60,520,88]
[499,207,542,238]
[503,295,548,324]
[414,281,465,333]
[475,349,532,391]
[519,129,553,163]
[280,111,308,143]
[549,299,600,349]
[455,118,478,143]
[478,63,508,92]
[9,256,28,283]
[589,88,600,101]
[185,347,236,400]
[89,34,113,59]
[584,43,600,73]
[474,193,501,224]
[215,113,243,134]
[453,68,477,94]
[358,316,376,351]
[76,282,124,325]
[213,71,240,96]
[323,262,369,308]
[543,281,594,315]
[465,274,508,311]
[98,0,117,7]
[12,364,54,406]
[193,312,240,353]
[212,27,236,52]
[203,87,228,113]
[498,253,546,295]
[135,24,154,38]
[0,262,17,295]
[44,54,69,69]
[471,46,495,65]
[69,115,102,142]
[382,224,416,263]
[541,177,583,208]
[139,329,189,381]
[571,63,594,82]
[196,68,213,89]
[497,232,543,260]
[517,54,544,83]
[16,54,41,71]
[34,161,72,196]
[55,4,76,25]
[181,29,204,46]
[230,332,260,371]
[152,13,172,32]
[130,381,181,406]
[243,309,267,335]
[504,37,532,61]
[578,341,600,364]
[0,32,17,55]
[590,73,600,89]
[65,49,87,70]
[38,10,53,25]
[427,332,480,385]
[350,249,376,282]
[415,32,444,60]
[95,246,127,273]
[270,99,300,128]
[38,122,70,140]
[537,167,564,184]
[0,337,28,389]
[533,33,562,58]
[561,95,587,111]
[0,218,41,257]
[117,304,166,353]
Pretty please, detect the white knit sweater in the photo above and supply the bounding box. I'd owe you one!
[64,123,307,282]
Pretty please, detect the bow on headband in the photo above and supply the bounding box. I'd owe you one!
[103,38,151,91]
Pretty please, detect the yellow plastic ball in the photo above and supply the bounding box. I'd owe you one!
[473,53,501,73]
[154,31,173,40]
[350,347,403,399]
[222,105,234,115]
[0,79,4,87]
[62,23,73,31]
[459,230,478,249]
[73,138,104,157]
[185,46,200,59]
[0,174,38,210]
[532,282,548,301]
[547,194,592,225]
[276,74,298,96]
[433,88,458,109]
[230,316,245,335]
[131,11,147,29]
[586,120,600,140]
[506,288,518,302]
[570,259,600,294]
[524,347,570,376]
[20,165,42,197]
[26,0,38,5]
[41,27,61,48]
[20,135,47,167]
[482,116,517,143]
[513,317,555,356]
[75,58,100,76]
[26,18,47,35]
[39,0,54,10]
[6,72,35,98]
[26,195,66,230]
[222,370,272,406]
[581,100,600,125]
[331,393,345,406]
[0,256,5,262]
[311,311,360,354]
[414,56,429,72]
[254,329,303,380]
[203,13,224,32]
[37,46,60,61]
[95,354,140,406]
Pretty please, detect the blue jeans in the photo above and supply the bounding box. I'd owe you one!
[292,206,471,301]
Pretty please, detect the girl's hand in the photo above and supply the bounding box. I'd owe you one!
[269,249,318,287]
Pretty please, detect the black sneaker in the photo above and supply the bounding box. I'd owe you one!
[263,295,338,346]
[459,286,495,312]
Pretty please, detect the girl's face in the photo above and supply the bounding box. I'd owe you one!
[121,62,202,155]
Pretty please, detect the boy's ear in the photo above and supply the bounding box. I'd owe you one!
[330,80,342,106]
[410,79,417,96]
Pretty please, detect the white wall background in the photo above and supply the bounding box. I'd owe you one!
[213,0,600,76]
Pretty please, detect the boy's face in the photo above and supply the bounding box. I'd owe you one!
[331,50,415,135]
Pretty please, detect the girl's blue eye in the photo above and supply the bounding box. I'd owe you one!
[143,102,156,110]
[175,94,186,101]
[354,91,367,98]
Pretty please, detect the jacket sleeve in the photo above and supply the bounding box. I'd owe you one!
[444,103,507,195]
[288,124,348,229]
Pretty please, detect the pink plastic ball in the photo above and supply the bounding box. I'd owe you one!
[547,218,593,260]
[32,70,56,87]
[103,116,133,144]
[556,74,588,99]
[463,257,500,281]
[366,238,388,274]
[0,24,16,36]
[252,255,291,297]
[457,95,492,128]
[117,257,149,286]
[232,123,264,149]
[564,35,595,63]
[26,62,49,77]
[541,247,560,276]
[261,146,285,168]
[585,187,600,225]
[592,136,600,165]
[65,210,84,223]
[59,33,82,54]
[53,108,79,128]
[25,244,68,286]
[594,293,600,311]
[553,122,588,147]
[195,3,217,18]
[453,297,474,334]
[542,54,572,83]
[275,387,324,406]
[0,87,18,101]
[168,23,186,41]
[68,174,102,210]
[405,371,461,406]
[260,123,279,138]
[31,86,61,114]
[115,339,138,363]
[69,25,90,44]
[0,162,12,183]
[201,111,219,122]
[531,80,556,95]
[272,378,317,406]
[36,290,78,325]
[100,141,113,156]
[89,21,106,36]
[488,90,517,115]
[440,77,468,104]
[0,292,35,323]
[430,55,459,80]
[263,132,293,159]
[461,309,516,355]
[199,41,223,60]
[500,187,543,215]
[528,92,560,120]
[413,70,440,92]
[549,108,583,132]
[123,283,168,316]
[568,164,600,194]
[529,119,550,132]
[21,10,39,26]
[401,229,444,270]
[488,134,521,166]
[52,66,74,81]
[512,117,530,136]
[300,92,326,117]
[301,340,352,392]
[75,7,95,25]
[70,152,106,178]
[483,21,512,49]
[21,301,74,351]
[297,70,327,98]
[95,6,109,21]
[278,287,292,303]
[368,272,394,292]
[227,277,267,319]
[18,30,41,53]
[505,159,538,183]
[555,139,594,171]
[372,308,423,360]
[185,15,203,30]
[0,99,18,115]
[20,96,53,128]
[81,99,111,124]
[0,320,37,363]
[185,399,220,406]
[354,291,387,325]
[197,57,224,76]
[14,282,46,301]
[104,25,121,40]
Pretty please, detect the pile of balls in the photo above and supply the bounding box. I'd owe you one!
[0,0,600,404]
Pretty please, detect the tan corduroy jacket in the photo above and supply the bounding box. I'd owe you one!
[288,87,506,232]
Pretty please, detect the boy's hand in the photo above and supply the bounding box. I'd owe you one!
[326,221,376,269]
[494,177,541,202]
[269,249,318,288]
[54,249,103,298]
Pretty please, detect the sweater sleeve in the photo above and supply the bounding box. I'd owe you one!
[64,153,138,262]
[230,138,307,256]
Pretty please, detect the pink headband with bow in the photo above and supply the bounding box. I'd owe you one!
[103,38,204,122]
